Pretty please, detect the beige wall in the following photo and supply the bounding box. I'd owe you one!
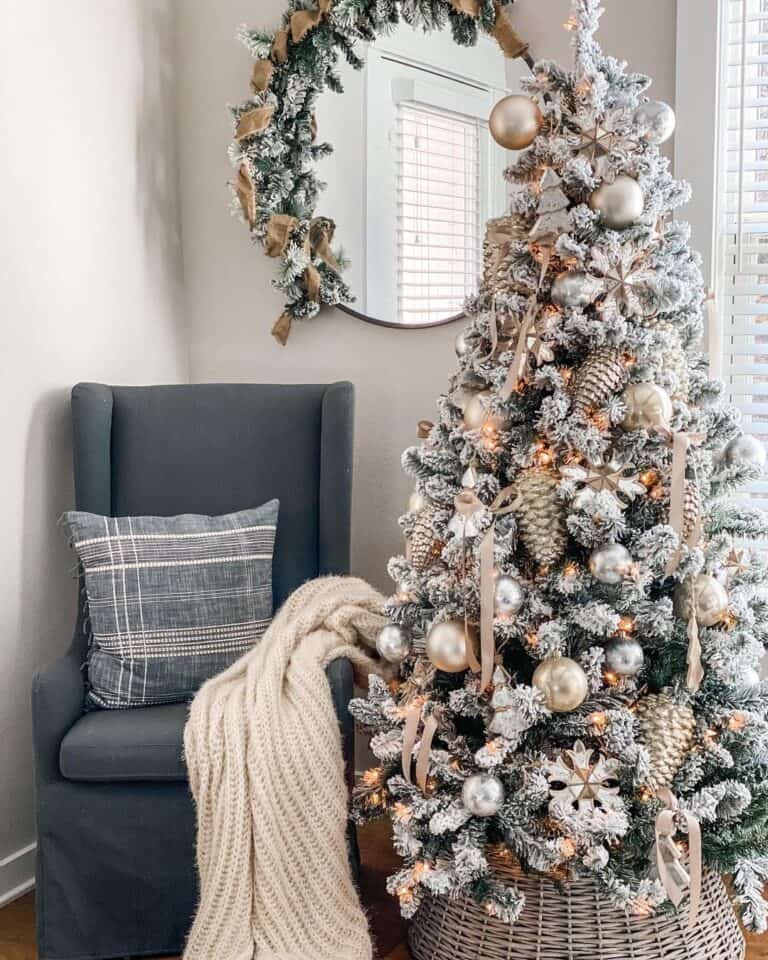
[177,0,678,594]
[0,0,188,900]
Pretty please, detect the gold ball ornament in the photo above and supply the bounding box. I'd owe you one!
[426,620,475,673]
[589,175,644,229]
[488,95,542,150]
[674,574,729,627]
[408,490,429,514]
[532,656,589,713]
[621,381,672,431]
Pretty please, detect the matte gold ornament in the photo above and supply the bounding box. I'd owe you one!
[375,624,412,664]
[633,100,676,145]
[636,692,696,792]
[621,381,672,430]
[408,504,444,572]
[673,575,729,627]
[426,620,475,673]
[589,175,644,229]
[570,348,629,414]
[488,95,542,150]
[589,542,632,584]
[462,773,504,817]
[511,468,568,565]
[533,656,589,713]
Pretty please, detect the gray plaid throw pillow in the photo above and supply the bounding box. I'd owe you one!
[62,501,278,709]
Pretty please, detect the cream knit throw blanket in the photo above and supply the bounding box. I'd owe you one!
[182,576,388,960]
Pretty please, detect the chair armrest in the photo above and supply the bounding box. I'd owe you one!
[32,645,85,786]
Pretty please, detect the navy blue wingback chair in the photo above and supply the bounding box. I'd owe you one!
[32,382,356,960]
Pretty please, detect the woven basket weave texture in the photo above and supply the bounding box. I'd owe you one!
[409,862,745,960]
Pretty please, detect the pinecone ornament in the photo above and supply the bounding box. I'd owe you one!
[646,318,690,400]
[569,348,629,414]
[407,504,444,572]
[681,479,703,545]
[512,468,567,565]
[636,692,696,792]
[482,215,528,297]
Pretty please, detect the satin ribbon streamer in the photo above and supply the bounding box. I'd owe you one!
[662,429,705,577]
[402,705,438,792]
[654,788,702,929]
[500,296,538,399]
[453,486,517,690]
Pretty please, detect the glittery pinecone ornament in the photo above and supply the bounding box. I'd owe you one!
[569,348,629,413]
[636,692,696,792]
[681,479,703,545]
[647,318,690,400]
[511,468,567,565]
[407,504,444,572]
[482,215,528,296]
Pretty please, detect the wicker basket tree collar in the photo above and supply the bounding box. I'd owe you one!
[230,0,530,343]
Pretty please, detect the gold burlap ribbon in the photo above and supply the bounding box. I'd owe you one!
[250,59,274,94]
[402,706,438,792]
[272,29,289,63]
[308,217,339,270]
[417,419,434,439]
[291,0,332,43]
[449,0,528,59]
[271,312,293,346]
[234,165,257,226]
[235,105,275,140]
[265,214,299,257]
[453,486,518,691]
[654,788,702,929]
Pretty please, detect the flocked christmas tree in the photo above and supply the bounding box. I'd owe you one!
[351,0,768,933]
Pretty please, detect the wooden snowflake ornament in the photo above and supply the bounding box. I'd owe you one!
[544,740,620,813]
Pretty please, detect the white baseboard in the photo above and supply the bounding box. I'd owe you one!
[0,842,36,908]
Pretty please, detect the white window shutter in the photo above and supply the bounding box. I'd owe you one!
[396,102,482,326]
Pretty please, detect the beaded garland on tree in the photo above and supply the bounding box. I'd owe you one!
[350,0,768,933]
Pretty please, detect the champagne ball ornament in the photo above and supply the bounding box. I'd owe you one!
[488,95,542,150]
[462,391,496,431]
[426,620,473,673]
[604,635,644,677]
[375,624,412,664]
[462,773,504,817]
[533,656,589,712]
[674,574,729,626]
[494,574,525,618]
[634,100,676,144]
[721,433,767,471]
[589,175,644,229]
[551,271,599,309]
[589,543,632,584]
[408,490,428,514]
[621,381,672,430]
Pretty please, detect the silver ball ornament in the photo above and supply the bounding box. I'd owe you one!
[455,329,472,358]
[674,574,729,627]
[634,100,676,145]
[375,624,412,664]
[488,95,542,150]
[604,635,644,677]
[494,574,525,618]
[589,543,633,585]
[408,490,428,514]
[721,434,767,472]
[426,620,474,673]
[532,656,589,713]
[589,175,644,229]
[621,382,672,430]
[551,271,599,309]
[462,773,505,817]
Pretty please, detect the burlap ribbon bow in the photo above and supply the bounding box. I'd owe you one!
[654,788,702,929]
[453,485,518,691]
[449,1,529,59]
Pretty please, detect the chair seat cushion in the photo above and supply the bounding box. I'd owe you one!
[60,703,189,781]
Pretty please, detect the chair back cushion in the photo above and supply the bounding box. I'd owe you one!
[62,501,278,709]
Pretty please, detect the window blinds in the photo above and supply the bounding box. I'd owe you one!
[396,102,482,326]
[719,0,768,504]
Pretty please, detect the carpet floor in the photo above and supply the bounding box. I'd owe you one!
[0,820,765,959]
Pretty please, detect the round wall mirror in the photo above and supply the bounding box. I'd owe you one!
[316,25,531,328]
